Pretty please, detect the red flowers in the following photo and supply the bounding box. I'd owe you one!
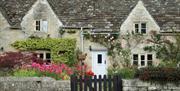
[31,62,73,80]
[85,70,94,76]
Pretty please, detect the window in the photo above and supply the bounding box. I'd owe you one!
[39,53,44,59]
[147,54,153,66]
[46,53,51,63]
[133,54,138,66]
[36,21,40,31]
[37,51,51,63]
[141,23,146,34]
[141,55,145,66]
[97,54,102,64]
[132,54,153,68]
[35,20,48,32]
[147,54,152,60]
[134,23,147,34]
[135,24,139,33]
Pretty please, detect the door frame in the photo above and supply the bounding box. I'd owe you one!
[91,50,108,76]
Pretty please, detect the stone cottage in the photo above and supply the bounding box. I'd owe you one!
[0,0,179,75]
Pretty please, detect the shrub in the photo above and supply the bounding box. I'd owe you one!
[12,38,76,66]
[108,67,136,79]
[31,62,73,80]
[0,52,42,69]
[14,69,39,77]
[136,67,180,82]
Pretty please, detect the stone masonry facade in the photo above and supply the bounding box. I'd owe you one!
[0,77,179,91]
[0,0,179,68]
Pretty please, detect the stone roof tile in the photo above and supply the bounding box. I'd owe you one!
[0,0,179,30]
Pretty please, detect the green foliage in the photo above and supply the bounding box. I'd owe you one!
[14,69,39,77]
[144,31,180,64]
[108,67,136,79]
[11,38,76,65]
[158,60,178,67]
[0,69,14,76]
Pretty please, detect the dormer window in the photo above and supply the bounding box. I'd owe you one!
[35,20,48,32]
[134,23,147,34]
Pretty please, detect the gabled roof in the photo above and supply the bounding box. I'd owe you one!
[0,0,179,30]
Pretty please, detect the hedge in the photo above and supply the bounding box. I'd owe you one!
[11,38,76,65]
[136,67,180,82]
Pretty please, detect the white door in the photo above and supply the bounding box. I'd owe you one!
[92,51,107,76]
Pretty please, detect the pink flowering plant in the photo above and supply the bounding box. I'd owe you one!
[14,61,94,80]
[31,62,73,80]
[14,62,73,80]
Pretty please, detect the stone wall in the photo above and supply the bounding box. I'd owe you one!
[123,79,180,91]
[0,77,70,91]
[0,77,179,91]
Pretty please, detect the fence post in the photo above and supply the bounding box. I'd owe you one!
[113,75,118,91]
[99,75,102,91]
[108,75,112,91]
[118,75,123,91]
[79,76,83,91]
[103,75,107,91]
[89,76,93,91]
[71,75,75,91]
[74,76,78,91]
[94,75,97,91]
[84,76,87,91]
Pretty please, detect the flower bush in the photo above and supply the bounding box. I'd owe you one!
[14,63,94,80]
[0,52,42,69]
[85,70,94,76]
[31,62,73,80]
[136,67,180,82]
[14,62,73,80]
[73,64,94,76]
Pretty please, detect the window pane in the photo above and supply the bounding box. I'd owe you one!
[141,29,146,34]
[135,29,139,33]
[98,54,102,64]
[135,24,139,33]
[36,21,40,31]
[141,23,146,34]
[141,61,145,66]
[147,54,153,60]
[46,53,51,59]
[141,55,145,60]
[36,26,40,31]
[135,24,139,28]
[133,54,138,60]
[141,23,146,28]
[133,61,138,66]
[40,53,43,59]
[36,21,40,25]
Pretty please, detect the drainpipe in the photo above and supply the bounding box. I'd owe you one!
[80,27,84,52]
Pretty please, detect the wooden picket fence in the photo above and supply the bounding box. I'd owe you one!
[71,75,123,91]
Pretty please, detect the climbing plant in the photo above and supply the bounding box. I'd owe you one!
[11,38,76,66]
[144,31,180,65]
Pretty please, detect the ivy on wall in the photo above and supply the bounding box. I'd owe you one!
[11,38,76,66]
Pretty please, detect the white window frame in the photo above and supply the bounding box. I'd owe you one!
[35,20,48,33]
[139,54,146,67]
[134,22,147,34]
[147,54,153,66]
[132,54,138,66]
[36,51,51,62]
[132,53,153,68]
